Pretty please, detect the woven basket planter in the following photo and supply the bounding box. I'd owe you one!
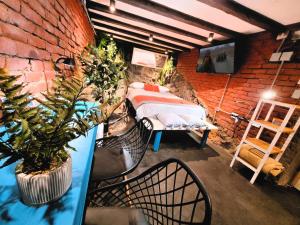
[16,157,72,205]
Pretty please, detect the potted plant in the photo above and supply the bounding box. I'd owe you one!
[79,36,127,121]
[0,68,100,205]
[157,57,174,86]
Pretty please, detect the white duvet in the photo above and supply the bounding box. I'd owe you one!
[126,88,206,121]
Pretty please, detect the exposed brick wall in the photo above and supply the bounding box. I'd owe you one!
[177,32,300,138]
[0,0,94,95]
[177,32,300,183]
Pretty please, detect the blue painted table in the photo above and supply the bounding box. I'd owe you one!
[0,106,98,225]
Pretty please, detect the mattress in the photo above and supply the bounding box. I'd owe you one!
[126,88,206,121]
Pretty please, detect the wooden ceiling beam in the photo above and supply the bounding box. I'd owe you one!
[115,38,169,53]
[197,0,286,33]
[89,12,200,48]
[287,22,300,31]
[114,39,166,54]
[86,1,212,43]
[118,0,242,38]
[92,21,190,51]
[99,33,177,53]
[93,26,179,52]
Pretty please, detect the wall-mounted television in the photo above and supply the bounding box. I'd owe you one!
[131,47,167,68]
[196,42,235,74]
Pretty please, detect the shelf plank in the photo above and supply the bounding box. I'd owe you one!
[254,120,294,134]
[245,137,282,154]
[261,99,300,110]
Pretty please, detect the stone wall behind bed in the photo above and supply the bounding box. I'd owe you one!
[127,63,160,84]
[127,62,203,107]
[0,0,95,96]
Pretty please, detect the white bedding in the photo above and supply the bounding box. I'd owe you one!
[126,88,206,121]
[157,112,188,128]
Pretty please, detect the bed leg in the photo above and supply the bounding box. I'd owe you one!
[153,131,162,152]
[200,130,210,148]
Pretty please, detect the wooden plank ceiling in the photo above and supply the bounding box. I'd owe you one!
[85,0,299,53]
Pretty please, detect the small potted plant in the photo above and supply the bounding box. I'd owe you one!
[157,57,174,86]
[0,68,100,205]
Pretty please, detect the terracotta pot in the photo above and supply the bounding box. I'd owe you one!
[16,157,72,205]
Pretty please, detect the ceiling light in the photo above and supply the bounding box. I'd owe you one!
[149,34,153,42]
[165,50,168,55]
[110,0,116,12]
[207,33,214,42]
[262,89,276,99]
[110,34,113,41]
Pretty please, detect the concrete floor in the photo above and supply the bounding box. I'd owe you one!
[134,131,300,225]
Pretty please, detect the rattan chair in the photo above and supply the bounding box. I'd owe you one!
[90,118,154,188]
[86,158,212,225]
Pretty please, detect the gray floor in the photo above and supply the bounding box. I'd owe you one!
[134,131,300,225]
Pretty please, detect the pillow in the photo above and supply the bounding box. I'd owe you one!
[157,112,188,128]
[158,86,169,93]
[180,115,205,128]
[144,83,160,92]
[129,82,144,89]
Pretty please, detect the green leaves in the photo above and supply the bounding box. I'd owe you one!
[158,57,175,86]
[79,36,127,103]
[0,69,100,174]
[0,155,21,169]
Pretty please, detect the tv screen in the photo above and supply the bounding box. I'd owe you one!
[131,47,167,68]
[196,42,235,74]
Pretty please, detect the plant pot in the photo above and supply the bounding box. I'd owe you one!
[16,157,72,205]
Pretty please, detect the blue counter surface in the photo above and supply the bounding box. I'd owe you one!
[0,106,98,225]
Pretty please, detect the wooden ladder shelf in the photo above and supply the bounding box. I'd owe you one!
[230,99,300,184]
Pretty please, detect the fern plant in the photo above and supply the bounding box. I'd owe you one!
[79,36,127,111]
[157,57,174,86]
[0,68,100,174]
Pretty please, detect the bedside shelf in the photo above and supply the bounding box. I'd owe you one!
[231,99,300,184]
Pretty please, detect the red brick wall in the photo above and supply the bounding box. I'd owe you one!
[177,32,300,138]
[0,0,94,95]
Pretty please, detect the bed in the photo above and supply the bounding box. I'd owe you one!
[126,83,217,151]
